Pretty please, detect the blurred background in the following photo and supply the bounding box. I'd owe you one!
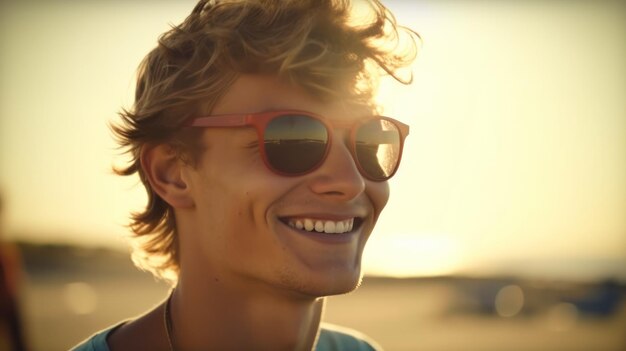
[0,0,625,350]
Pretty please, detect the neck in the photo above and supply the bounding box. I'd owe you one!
[170,267,324,351]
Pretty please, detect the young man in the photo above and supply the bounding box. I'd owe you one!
[74,0,417,350]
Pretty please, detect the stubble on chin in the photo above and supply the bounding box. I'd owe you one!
[275,265,364,298]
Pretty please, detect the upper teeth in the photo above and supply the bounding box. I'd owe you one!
[287,218,354,234]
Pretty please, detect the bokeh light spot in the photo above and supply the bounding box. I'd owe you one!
[495,284,524,317]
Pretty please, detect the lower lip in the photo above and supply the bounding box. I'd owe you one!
[280,221,360,244]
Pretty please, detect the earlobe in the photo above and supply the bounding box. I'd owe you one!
[140,144,194,208]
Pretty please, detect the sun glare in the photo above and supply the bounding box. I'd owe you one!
[363,233,463,278]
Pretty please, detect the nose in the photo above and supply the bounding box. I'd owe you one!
[307,133,366,201]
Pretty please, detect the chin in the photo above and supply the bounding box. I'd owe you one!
[278,265,365,298]
[321,275,364,296]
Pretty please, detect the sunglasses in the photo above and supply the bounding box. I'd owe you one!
[186,110,409,181]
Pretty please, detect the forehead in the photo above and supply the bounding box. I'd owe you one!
[209,74,374,121]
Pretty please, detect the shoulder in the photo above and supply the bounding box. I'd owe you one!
[70,324,120,351]
[75,303,167,351]
[316,323,383,351]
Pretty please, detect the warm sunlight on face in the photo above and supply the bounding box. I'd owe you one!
[0,1,624,280]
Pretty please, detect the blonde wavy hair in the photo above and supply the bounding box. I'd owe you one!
[113,0,419,283]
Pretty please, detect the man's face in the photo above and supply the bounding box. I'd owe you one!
[179,75,390,297]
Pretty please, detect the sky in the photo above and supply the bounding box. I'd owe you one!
[1,1,625,281]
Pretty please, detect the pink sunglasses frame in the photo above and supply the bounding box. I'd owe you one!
[186,110,409,181]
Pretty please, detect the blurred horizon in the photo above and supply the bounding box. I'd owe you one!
[1,1,625,282]
[13,229,626,350]
[9,237,626,284]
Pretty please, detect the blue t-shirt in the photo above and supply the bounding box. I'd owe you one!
[72,323,381,351]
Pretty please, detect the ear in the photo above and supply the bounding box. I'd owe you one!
[140,144,194,208]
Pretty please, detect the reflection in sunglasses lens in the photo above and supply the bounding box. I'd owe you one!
[356,119,401,180]
[264,115,328,174]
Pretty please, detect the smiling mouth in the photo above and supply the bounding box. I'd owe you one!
[279,217,363,234]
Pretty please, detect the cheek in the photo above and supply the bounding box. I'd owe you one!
[368,181,390,218]
[195,168,276,234]
[189,180,261,264]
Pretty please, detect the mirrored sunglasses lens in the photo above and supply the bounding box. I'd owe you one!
[264,115,328,174]
[355,119,401,180]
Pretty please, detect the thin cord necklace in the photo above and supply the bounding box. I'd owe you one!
[164,290,176,351]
